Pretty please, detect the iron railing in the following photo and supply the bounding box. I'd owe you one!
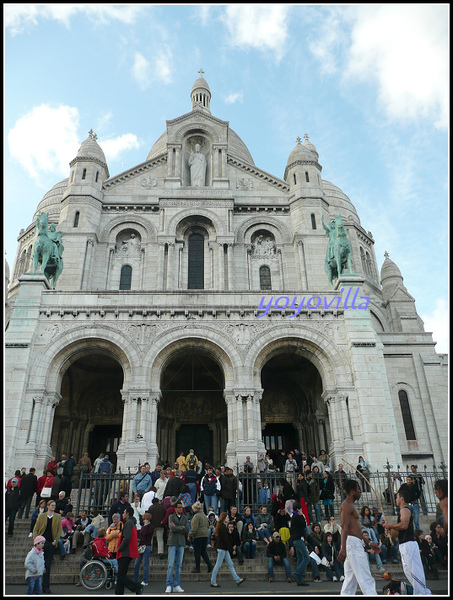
[75,462,448,519]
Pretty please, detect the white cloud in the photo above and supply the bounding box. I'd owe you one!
[309,5,449,129]
[132,49,173,90]
[421,298,449,354]
[8,104,80,184]
[222,5,291,61]
[224,92,243,104]
[5,4,142,35]
[101,134,141,162]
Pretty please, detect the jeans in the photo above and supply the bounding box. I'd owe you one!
[292,539,310,583]
[192,537,212,570]
[410,503,421,531]
[308,502,321,524]
[211,549,241,584]
[323,558,344,580]
[83,524,98,541]
[204,495,218,514]
[268,557,292,579]
[243,541,256,559]
[166,545,184,587]
[26,576,42,595]
[134,545,151,584]
[257,528,272,541]
[42,541,56,590]
[187,483,197,505]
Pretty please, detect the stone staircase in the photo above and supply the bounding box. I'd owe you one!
[6,516,445,585]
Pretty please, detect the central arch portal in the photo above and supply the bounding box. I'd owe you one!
[157,348,227,467]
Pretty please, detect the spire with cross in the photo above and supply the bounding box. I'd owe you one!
[198,68,205,78]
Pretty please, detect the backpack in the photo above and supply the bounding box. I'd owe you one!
[100,459,111,474]
[188,454,196,468]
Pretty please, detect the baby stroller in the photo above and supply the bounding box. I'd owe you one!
[80,557,116,590]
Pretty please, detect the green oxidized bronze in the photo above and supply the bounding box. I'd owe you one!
[32,211,64,288]
[322,214,355,288]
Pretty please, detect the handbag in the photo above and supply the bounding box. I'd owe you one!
[41,487,52,498]
[138,545,146,554]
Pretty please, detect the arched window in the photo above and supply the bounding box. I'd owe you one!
[260,265,272,290]
[188,234,204,289]
[398,390,416,440]
[119,265,132,290]
[293,173,297,185]
[311,213,317,230]
[73,211,80,228]
[305,171,310,182]
[82,168,87,180]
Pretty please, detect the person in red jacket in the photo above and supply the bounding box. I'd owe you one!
[115,506,143,595]
[92,528,118,577]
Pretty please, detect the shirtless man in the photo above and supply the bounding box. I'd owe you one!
[434,479,448,534]
[337,479,378,595]
[382,488,431,595]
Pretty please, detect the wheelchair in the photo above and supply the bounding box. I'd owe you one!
[80,557,116,590]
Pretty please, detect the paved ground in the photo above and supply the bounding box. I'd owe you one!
[4,577,449,596]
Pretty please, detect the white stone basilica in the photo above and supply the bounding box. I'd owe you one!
[5,73,448,476]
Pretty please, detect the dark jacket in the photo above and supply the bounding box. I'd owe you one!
[6,487,21,512]
[108,500,132,525]
[117,516,139,559]
[220,473,236,499]
[267,539,287,560]
[296,478,308,501]
[320,475,335,501]
[201,474,220,496]
[289,512,307,544]
[19,472,38,497]
[322,540,339,563]
[214,523,233,552]
[184,469,200,485]
[306,477,320,503]
[138,522,154,547]
[164,476,184,498]
[148,503,166,529]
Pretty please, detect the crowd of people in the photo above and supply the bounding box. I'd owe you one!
[5,449,449,595]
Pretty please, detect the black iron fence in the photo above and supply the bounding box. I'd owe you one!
[76,463,448,519]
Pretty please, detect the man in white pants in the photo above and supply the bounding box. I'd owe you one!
[383,488,431,595]
[338,479,378,595]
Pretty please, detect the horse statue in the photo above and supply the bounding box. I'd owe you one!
[32,211,64,289]
[322,214,355,288]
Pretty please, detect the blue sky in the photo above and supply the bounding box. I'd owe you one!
[4,4,449,352]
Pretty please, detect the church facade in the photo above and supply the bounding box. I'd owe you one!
[5,74,448,475]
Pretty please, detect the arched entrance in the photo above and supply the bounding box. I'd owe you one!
[51,352,124,470]
[157,347,227,467]
[260,352,329,462]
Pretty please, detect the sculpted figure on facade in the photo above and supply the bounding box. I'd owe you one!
[188,143,207,186]
[322,214,354,288]
[252,233,276,259]
[32,211,64,289]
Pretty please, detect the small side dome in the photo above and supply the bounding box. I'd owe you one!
[322,180,360,224]
[380,251,403,284]
[76,129,108,164]
[286,136,317,167]
[33,178,69,222]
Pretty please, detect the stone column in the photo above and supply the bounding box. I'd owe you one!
[167,242,176,290]
[218,242,225,290]
[338,392,352,440]
[27,394,45,446]
[235,393,245,441]
[227,243,234,290]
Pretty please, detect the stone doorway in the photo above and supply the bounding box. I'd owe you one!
[260,351,329,458]
[157,347,227,467]
[176,424,213,467]
[51,352,124,465]
[88,424,122,471]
